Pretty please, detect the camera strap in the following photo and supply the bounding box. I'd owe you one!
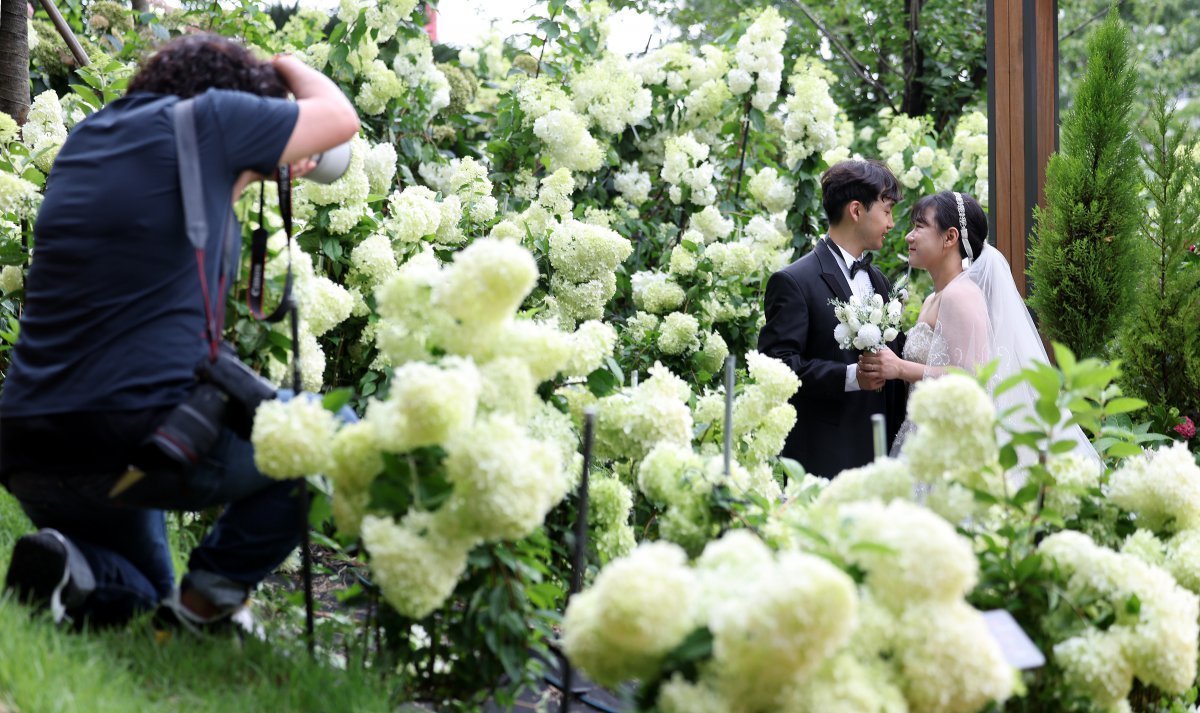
[174,97,225,363]
[246,174,294,323]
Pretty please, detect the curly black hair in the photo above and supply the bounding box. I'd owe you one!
[126,34,287,99]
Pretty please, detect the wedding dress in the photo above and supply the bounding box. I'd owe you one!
[891,271,991,453]
[892,244,1099,464]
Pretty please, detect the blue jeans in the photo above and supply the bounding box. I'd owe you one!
[7,392,350,626]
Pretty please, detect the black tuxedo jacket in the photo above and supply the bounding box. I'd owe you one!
[757,239,907,478]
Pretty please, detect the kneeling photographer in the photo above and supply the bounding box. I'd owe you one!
[0,34,359,630]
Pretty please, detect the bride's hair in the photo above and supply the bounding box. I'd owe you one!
[911,191,987,259]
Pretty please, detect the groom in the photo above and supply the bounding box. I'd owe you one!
[758,159,907,478]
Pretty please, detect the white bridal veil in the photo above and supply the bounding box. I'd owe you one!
[966,244,1101,463]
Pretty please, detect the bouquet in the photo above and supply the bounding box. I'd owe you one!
[830,291,904,352]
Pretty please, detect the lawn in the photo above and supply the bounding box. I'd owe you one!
[0,489,395,713]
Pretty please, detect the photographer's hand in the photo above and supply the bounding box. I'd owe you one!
[272,54,359,167]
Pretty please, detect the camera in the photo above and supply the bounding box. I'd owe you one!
[138,345,277,470]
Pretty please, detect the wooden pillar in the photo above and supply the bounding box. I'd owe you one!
[986,0,1057,296]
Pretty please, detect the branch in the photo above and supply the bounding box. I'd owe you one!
[1060,0,1127,42]
[792,0,898,113]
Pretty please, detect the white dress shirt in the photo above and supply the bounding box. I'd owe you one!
[825,237,876,392]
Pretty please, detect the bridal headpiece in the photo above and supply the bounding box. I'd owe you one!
[954,192,974,261]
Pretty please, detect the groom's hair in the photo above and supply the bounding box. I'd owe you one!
[911,191,988,259]
[821,160,902,225]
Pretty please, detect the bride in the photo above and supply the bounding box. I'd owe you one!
[857,191,989,452]
[858,190,1097,460]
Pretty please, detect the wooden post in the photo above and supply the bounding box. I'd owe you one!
[987,0,1057,296]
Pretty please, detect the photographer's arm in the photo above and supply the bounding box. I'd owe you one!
[273,55,360,165]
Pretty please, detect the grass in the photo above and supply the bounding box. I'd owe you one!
[0,489,395,713]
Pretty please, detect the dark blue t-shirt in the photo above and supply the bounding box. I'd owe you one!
[0,89,298,417]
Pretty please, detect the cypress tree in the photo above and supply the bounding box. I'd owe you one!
[1026,10,1142,358]
[1114,95,1200,417]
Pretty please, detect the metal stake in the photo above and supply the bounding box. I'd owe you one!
[871,413,887,460]
[723,356,735,477]
[562,408,595,712]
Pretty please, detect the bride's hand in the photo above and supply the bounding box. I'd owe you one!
[859,347,901,381]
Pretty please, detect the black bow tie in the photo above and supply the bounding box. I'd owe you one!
[849,252,873,278]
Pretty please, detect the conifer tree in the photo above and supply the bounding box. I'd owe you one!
[1026,10,1143,358]
[1114,95,1200,417]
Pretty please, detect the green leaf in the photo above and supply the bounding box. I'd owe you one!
[1105,397,1147,415]
[538,19,561,40]
[586,368,619,397]
[1015,553,1043,582]
[322,388,354,413]
[1104,441,1144,458]
[1049,438,1078,454]
[1051,343,1077,373]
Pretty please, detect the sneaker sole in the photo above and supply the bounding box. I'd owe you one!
[5,531,73,623]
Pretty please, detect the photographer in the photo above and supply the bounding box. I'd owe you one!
[0,34,359,630]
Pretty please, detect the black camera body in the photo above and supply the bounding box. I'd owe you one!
[139,345,277,471]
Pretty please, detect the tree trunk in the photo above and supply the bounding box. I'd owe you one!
[901,0,929,118]
[0,0,30,124]
[130,0,149,13]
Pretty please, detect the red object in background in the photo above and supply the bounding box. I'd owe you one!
[1175,416,1196,440]
[425,3,437,42]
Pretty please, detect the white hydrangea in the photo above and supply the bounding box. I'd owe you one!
[439,415,567,541]
[349,232,398,290]
[363,142,397,195]
[514,75,574,122]
[0,264,23,294]
[1040,530,1200,696]
[695,331,729,375]
[327,420,382,493]
[815,457,914,508]
[709,550,858,710]
[251,397,339,479]
[613,162,651,205]
[631,271,685,314]
[661,133,716,206]
[533,109,604,173]
[595,364,693,461]
[549,219,633,283]
[894,600,1015,713]
[729,7,786,111]
[690,205,734,242]
[1054,629,1133,709]
[1044,451,1103,520]
[298,274,354,337]
[625,311,660,343]
[433,238,537,327]
[1109,441,1200,533]
[903,374,1000,492]
[781,58,839,167]
[366,358,481,452]
[24,91,68,172]
[361,512,475,619]
[0,174,42,220]
[393,35,451,114]
[562,542,702,686]
[656,311,700,355]
[564,320,617,377]
[384,184,446,242]
[571,55,652,134]
[747,166,795,214]
[840,500,978,610]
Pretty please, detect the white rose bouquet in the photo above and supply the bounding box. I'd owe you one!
[830,290,904,353]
